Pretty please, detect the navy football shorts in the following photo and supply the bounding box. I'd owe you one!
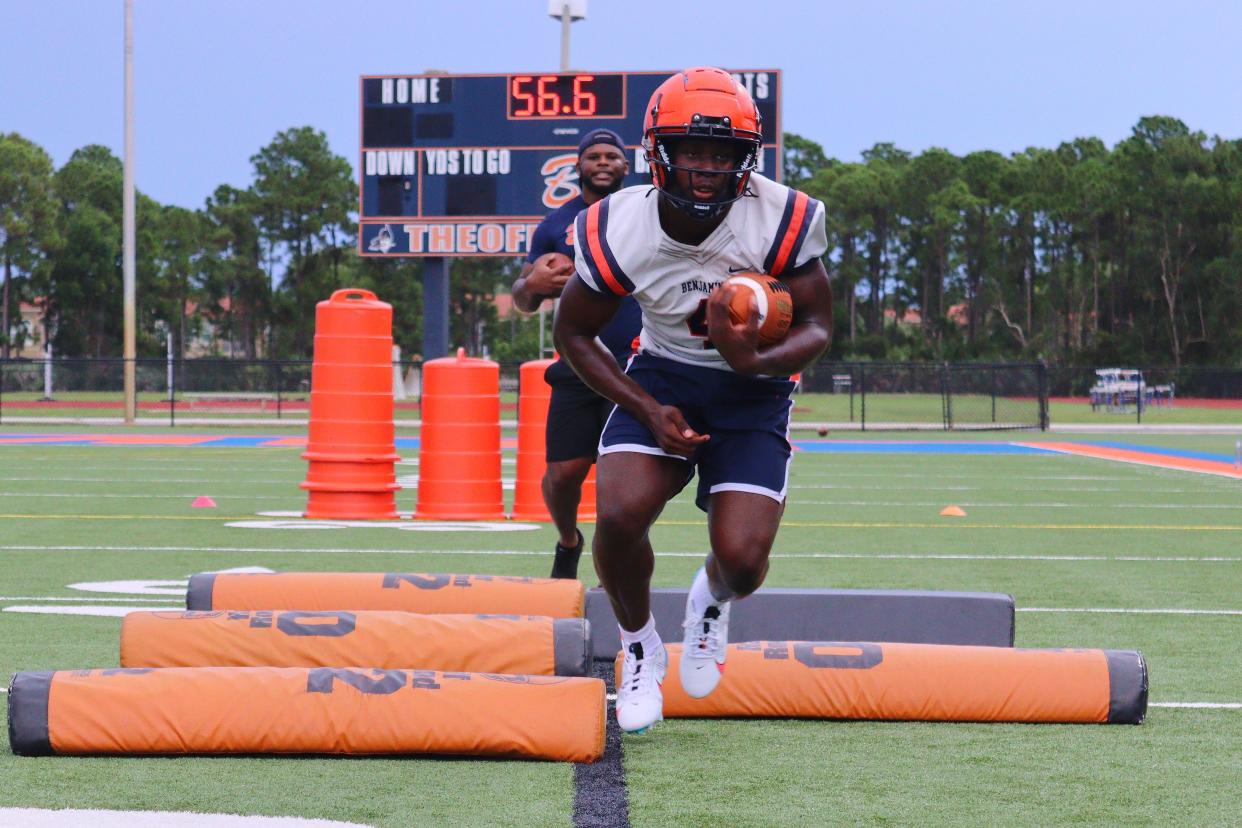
[598,353,795,512]
[544,367,617,463]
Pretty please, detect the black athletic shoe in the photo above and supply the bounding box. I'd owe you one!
[550,529,584,579]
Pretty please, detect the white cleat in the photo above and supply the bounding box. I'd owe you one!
[680,597,730,699]
[616,640,666,733]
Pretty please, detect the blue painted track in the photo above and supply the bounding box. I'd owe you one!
[792,441,1054,454]
[7,433,1231,462]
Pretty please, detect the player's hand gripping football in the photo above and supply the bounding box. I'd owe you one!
[642,403,709,458]
[526,252,576,299]
[706,283,761,374]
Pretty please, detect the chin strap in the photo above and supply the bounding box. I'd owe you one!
[659,188,736,221]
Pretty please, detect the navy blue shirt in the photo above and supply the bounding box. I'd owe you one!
[527,195,642,373]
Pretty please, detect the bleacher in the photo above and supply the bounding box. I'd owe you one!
[1089,368,1174,413]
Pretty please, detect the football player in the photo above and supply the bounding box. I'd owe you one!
[511,128,641,580]
[554,67,833,733]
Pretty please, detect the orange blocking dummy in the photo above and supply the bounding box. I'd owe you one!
[8,667,605,762]
[618,641,1147,724]
[187,572,585,618]
[121,611,590,677]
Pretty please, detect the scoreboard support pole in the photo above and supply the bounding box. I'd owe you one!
[422,257,451,360]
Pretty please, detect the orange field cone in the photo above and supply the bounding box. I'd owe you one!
[300,289,400,519]
[511,359,597,522]
[190,496,216,509]
[940,505,967,517]
[414,348,504,520]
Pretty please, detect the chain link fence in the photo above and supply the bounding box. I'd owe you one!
[1,356,1056,431]
[798,362,1048,430]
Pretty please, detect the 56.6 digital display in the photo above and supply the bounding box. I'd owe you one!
[507,73,625,118]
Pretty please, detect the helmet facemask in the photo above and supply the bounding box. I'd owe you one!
[649,135,757,221]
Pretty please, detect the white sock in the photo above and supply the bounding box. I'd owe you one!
[689,565,732,615]
[619,614,661,657]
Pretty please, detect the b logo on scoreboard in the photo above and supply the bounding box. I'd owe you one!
[541,153,580,209]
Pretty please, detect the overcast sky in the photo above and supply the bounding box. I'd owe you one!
[3,0,1240,209]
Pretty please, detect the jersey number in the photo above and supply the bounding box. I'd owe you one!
[685,300,716,350]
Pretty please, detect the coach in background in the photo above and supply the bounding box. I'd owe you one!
[511,128,642,580]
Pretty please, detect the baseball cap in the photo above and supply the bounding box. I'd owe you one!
[577,128,626,156]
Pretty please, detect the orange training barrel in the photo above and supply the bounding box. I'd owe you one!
[301,288,400,519]
[8,668,605,762]
[512,358,598,522]
[121,611,590,677]
[187,572,586,618]
[511,358,555,521]
[618,641,1147,724]
[414,348,504,519]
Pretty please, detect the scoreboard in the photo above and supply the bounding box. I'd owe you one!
[358,70,781,257]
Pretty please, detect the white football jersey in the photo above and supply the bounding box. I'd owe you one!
[573,173,828,370]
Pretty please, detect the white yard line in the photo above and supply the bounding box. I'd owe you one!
[786,500,1242,510]
[791,472,1136,481]
[0,476,294,484]
[0,545,1238,564]
[0,596,171,602]
[2,464,304,472]
[8,491,1237,508]
[2,605,183,616]
[0,808,370,827]
[0,492,295,500]
[0,544,552,556]
[773,553,1242,562]
[786,482,1229,494]
[1019,607,1242,616]
[17,601,1231,615]
[599,693,1238,709]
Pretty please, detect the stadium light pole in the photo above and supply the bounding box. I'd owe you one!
[122,0,137,423]
[549,0,586,72]
[540,1,587,356]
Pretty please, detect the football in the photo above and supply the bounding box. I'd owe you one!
[540,251,573,271]
[723,272,794,345]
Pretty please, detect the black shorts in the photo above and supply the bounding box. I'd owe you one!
[545,369,616,463]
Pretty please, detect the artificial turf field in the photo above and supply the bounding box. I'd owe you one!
[1,427,1240,826]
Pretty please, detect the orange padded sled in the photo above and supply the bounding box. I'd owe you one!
[617,641,1147,724]
[121,611,590,676]
[8,668,604,762]
[187,572,585,618]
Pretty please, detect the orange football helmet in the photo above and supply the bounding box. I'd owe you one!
[642,67,763,220]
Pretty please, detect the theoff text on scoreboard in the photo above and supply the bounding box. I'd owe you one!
[358,70,781,257]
